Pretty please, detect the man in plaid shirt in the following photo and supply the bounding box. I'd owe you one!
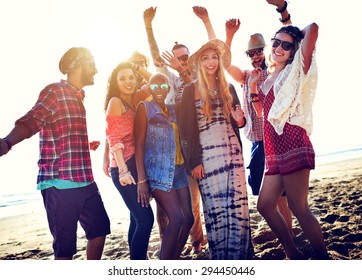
[0,47,111,260]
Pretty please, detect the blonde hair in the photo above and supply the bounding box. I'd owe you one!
[195,49,233,121]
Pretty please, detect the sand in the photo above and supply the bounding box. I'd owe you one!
[0,156,361,260]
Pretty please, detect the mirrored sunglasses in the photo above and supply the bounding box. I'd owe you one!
[177,54,189,62]
[246,48,264,58]
[150,83,169,91]
[271,38,294,51]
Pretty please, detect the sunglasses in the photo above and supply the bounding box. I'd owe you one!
[271,38,294,51]
[150,83,169,91]
[177,54,189,62]
[246,48,263,58]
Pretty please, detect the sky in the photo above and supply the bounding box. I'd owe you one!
[0,0,361,195]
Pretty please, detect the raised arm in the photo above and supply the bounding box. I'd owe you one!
[267,0,292,25]
[143,7,165,67]
[192,6,217,40]
[225,18,247,84]
[131,63,152,82]
[300,23,319,74]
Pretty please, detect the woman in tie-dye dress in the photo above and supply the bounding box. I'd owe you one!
[179,39,254,260]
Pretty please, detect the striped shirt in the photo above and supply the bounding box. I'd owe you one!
[15,80,94,183]
[243,69,268,142]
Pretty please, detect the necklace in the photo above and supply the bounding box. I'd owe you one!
[161,105,169,116]
[208,89,219,97]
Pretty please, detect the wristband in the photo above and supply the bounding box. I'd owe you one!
[276,1,287,13]
[3,137,13,150]
[280,13,291,23]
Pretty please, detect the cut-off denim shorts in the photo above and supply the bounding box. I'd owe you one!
[149,164,189,192]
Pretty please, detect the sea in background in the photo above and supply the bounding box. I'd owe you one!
[1,141,361,220]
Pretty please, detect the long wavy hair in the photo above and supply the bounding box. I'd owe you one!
[268,25,304,73]
[195,48,233,121]
[103,62,136,111]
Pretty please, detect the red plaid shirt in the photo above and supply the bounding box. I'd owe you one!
[243,69,268,142]
[15,80,94,183]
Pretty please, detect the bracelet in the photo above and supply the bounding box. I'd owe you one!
[251,99,260,103]
[250,93,259,102]
[119,164,127,172]
[2,137,13,150]
[119,171,131,178]
[280,13,291,23]
[137,179,148,184]
[238,116,247,128]
[276,1,287,13]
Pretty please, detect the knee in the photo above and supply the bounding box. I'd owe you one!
[287,201,309,218]
[168,212,183,228]
[257,199,273,218]
[136,211,154,231]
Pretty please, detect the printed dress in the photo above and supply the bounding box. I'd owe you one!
[260,88,315,175]
[195,98,253,260]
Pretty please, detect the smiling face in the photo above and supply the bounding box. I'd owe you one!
[246,48,266,69]
[81,58,97,86]
[116,68,137,97]
[148,74,170,106]
[200,48,219,76]
[172,46,189,68]
[271,32,294,65]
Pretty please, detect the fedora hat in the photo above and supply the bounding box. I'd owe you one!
[188,39,231,77]
[246,33,266,51]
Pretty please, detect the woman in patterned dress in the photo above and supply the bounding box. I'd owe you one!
[248,24,329,259]
[179,39,254,260]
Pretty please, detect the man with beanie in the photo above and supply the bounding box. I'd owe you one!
[0,47,111,259]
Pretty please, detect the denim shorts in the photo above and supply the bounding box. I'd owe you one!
[150,164,189,192]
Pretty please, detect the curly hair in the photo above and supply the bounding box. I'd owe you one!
[103,62,136,111]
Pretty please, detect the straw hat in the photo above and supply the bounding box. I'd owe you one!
[246,33,266,51]
[188,39,231,77]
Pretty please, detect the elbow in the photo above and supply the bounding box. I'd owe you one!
[305,22,318,38]
[310,22,319,34]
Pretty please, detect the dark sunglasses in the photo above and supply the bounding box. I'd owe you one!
[271,38,294,51]
[246,48,263,58]
[177,54,189,62]
[150,83,169,91]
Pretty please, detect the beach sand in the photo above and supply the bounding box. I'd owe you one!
[1,157,361,260]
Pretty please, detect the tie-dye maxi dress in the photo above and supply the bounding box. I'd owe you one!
[195,98,254,260]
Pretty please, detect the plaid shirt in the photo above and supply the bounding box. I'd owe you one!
[15,80,94,183]
[243,69,268,142]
